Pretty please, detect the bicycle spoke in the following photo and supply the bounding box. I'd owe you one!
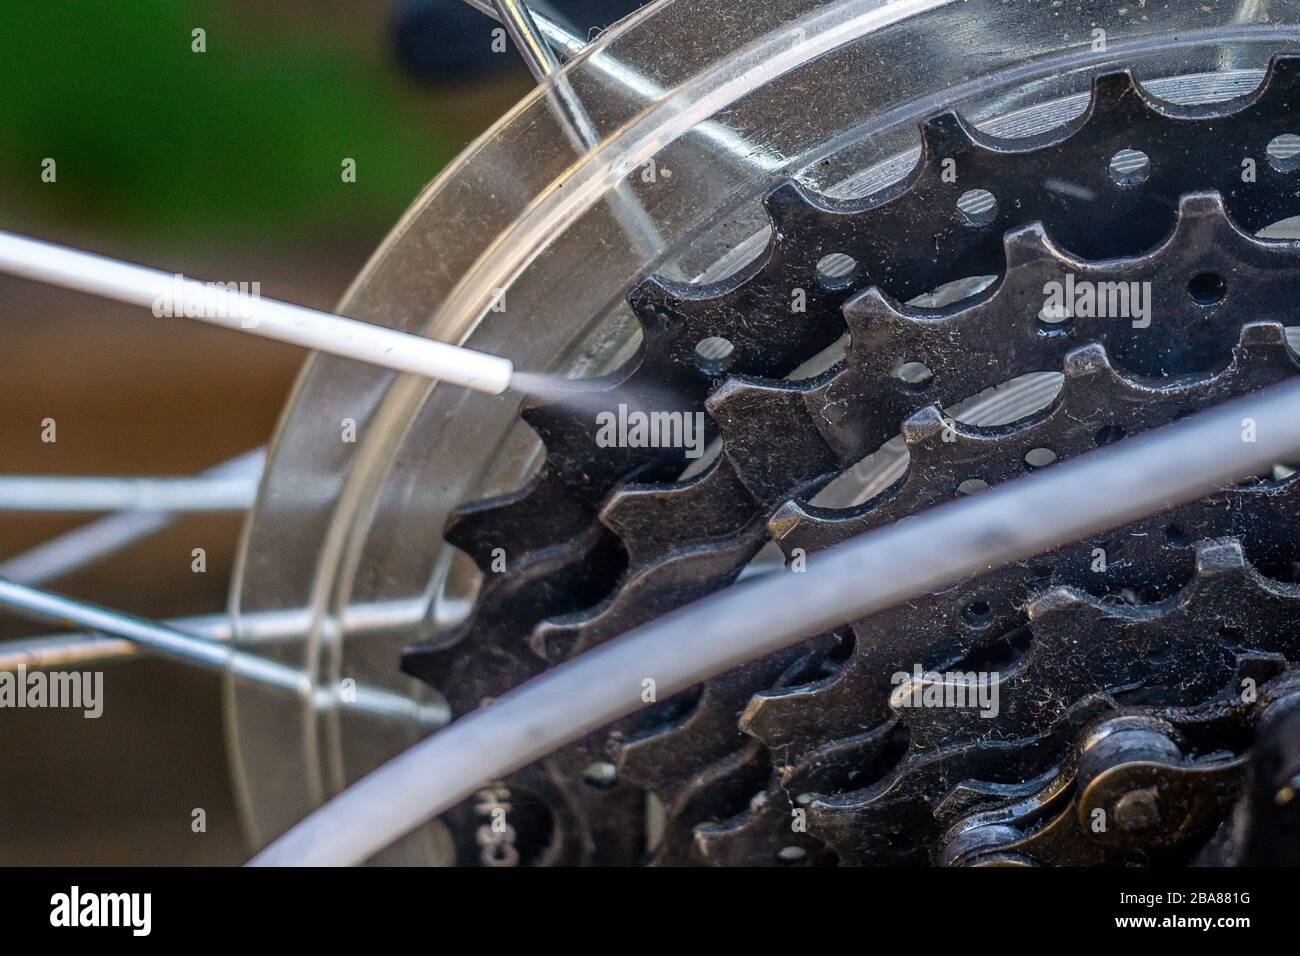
[490,0,561,80]
[0,449,266,585]
[0,580,445,726]
[461,0,780,173]
[0,474,256,512]
[0,596,431,670]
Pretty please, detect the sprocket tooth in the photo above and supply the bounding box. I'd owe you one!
[1052,341,1179,418]
[522,387,695,494]
[600,458,758,569]
[1165,191,1243,257]
[529,530,766,661]
[764,179,834,234]
[1058,340,1112,381]
[625,272,684,319]
[898,403,949,447]
[740,666,859,753]
[768,497,851,559]
[614,682,742,802]
[738,631,923,760]
[840,284,907,339]
[899,404,1033,477]
[627,271,759,374]
[708,373,845,504]
[402,524,625,702]
[918,110,980,164]
[447,375,695,570]
[887,667,1016,749]
[1193,536,1251,581]
[645,743,774,865]
[629,272,760,385]
[1218,319,1298,380]
[766,496,882,561]
[803,790,920,865]
[630,245,848,384]
[613,640,826,806]
[1236,319,1298,368]
[693,731,884,865]
[1087,68,1144,117]
[1000,221,1056,272]
[1180,537,1300,660]
[445,470,595,571]
[1256,52,1300,107]
[1024,583,1100,622]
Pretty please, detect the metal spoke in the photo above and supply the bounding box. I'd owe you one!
[490,0,562,81]
[463,0,582,58]
[464,0,780,173]
[0,474,256,512]
[0,633,135,670]
[480,2,663,255]
[0,596,429,670]
[0,579,445,726]
[0,449,266,585]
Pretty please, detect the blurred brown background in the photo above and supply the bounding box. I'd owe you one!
[0,0,534,864]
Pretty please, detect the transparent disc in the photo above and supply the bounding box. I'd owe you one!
[228,0,1300,861]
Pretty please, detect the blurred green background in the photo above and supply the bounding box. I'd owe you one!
[0,1,515,247]
[0,0,532,864]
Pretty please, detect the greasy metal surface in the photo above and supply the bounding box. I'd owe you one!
[406,59,1300,865]
[939,678,1300,867]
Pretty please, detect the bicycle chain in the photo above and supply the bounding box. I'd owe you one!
[405,57,1300,864]
[934,668,1300,867]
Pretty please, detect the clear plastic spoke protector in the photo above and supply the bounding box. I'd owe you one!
[228,0,1300,861]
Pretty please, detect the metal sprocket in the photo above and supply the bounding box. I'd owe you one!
[405,58,1300,865]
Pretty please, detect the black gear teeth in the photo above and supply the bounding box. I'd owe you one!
[692,723,903,865]
[434,52,1300,695]
[801,539,1300,865]
[610,634,848,864]
[408,55,1300,864]
[400,522,624,693]
[705,372,848,505]
[739,327,1300,842]
[749,470,1300,762]
[769,320,1300,560]
[599,456,760,569]
[420,57,1300,692]
[735,56,1300,310]
[803,724,1093,865]
[445,470,596,570]
[724,188,1300,515]
[644,742,773,865]
[610,637,833,805]
[527,529,766,662]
